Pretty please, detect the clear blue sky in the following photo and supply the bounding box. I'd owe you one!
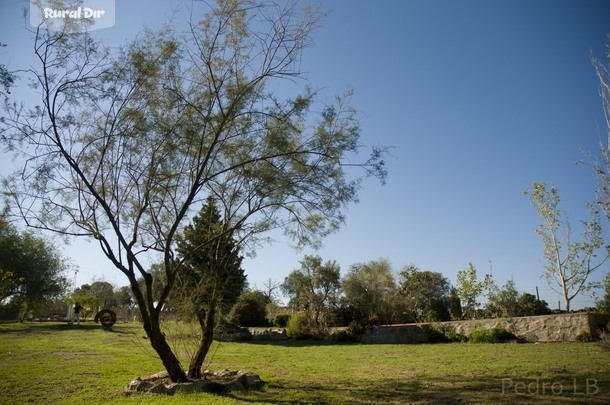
[1,0,610,309]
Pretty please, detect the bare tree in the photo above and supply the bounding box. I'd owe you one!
[1,0,386,382]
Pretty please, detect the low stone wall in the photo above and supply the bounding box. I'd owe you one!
[362,312,610,344]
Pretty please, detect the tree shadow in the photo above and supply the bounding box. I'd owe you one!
[221,375,610,404]
[235,339,360,347]
[0,321,128,335]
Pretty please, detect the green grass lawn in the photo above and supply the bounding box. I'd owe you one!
[1,321,609,404]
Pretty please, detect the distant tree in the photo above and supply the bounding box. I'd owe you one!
[260,278,282,304]
[397,265,451,322]
[486,279,521,318]
[449,287,463,320]
[0,216,69,319]
[67,294,98,320]
[175,196,246,379]
[228,290,270,327]
[115,285,137,319]
[1,0,386,382]
[281,255,341,325]
[516,293,551,316]
[596,273,610,314]
[524,182,608,312]
[342,258,399,324]
[455,263,493,319]
[89,281,118,310]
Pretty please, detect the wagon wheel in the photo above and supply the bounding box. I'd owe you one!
[94,309,117,330]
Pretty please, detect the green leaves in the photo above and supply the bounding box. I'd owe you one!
[525,182,608,311]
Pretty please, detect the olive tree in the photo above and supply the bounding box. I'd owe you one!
[397,265,451,322]
[1,0,385,382]
[281,254,341,325]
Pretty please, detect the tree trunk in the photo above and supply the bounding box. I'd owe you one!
[187,302,217,379]
[144,314,189,382]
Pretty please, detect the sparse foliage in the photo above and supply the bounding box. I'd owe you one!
[596,272,610,314]
[524,182,607,312]
[455,263,493,319]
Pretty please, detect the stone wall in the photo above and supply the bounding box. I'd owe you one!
[361,312,610,344]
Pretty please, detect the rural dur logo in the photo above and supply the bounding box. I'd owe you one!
[30,0,115,32]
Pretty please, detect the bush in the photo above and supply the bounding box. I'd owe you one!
[446,330,468,342]
[469,327,516,343]
[285,312,325,340]
[274,314,291,328]
[330,328,358,342]
[423,323,447,343]
[346,319,373,338]
[576,331,599,342]
[598,332,610,351]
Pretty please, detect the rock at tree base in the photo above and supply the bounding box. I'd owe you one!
[125,369,262,395]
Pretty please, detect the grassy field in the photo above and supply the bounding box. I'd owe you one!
[1,321,609,404]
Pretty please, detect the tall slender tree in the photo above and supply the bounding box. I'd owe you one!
[175,196,246,379]
[524,182,607,312]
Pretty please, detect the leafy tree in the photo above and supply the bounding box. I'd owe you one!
[485,279,550,318]
[89,281,118,310]
[175,196,246,379]
[486,279,521,318]
[524,182,607,312]
[342,258,399,324]
[596,273,610,314]
[228,290,269,327]
[516,293,551,316]
[115,285,137,319]
[449,287,463,320]
[397,265,451,322]
[67,294,98,320]
[455,262,493,319]
[1,0,386,382]
[281,255,341,325]
[0,216,69,319]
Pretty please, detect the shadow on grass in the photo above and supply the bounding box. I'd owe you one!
[0,321,132,335]
[235,339,360,347]
[221,375,610,405]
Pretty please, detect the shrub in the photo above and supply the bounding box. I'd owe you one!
[274,314,291,328]
[576,331,599,343]
[469,327,516,343]
[346,319,370,338]
[423,323,447,343]
[330,328,358,342]
[446,330,468,343]
[285,312,325,340]
[598,331,610,351]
